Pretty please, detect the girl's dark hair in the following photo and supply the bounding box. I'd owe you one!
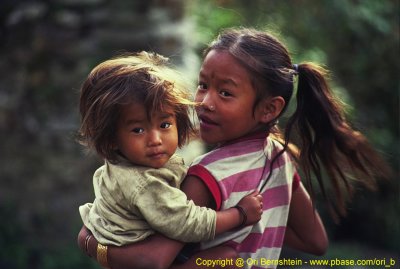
[207,28,391,218]
[78,51,195,163]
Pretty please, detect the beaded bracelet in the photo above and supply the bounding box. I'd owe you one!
[233,205,247,228]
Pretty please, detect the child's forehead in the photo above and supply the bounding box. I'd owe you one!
[120,102,175,121]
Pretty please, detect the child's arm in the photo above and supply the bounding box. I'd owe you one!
[284,183,328,255]
[215,190,262,233]
[180,175,262,234]
[133,174,261,242]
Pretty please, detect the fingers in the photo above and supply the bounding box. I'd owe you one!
[249,190,260,196]
[256,194,263,213]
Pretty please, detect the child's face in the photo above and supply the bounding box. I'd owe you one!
[195,50,264,144]
[114,102,178,168]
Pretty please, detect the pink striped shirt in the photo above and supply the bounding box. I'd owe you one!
[187,132,299,269]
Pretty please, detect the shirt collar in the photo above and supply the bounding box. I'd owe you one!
[218,130,269,148]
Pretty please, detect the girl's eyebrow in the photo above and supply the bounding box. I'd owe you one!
[199,71,238,87]
[221,78,238,87]
[198,71,206,79]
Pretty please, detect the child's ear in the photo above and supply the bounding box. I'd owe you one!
[111,140,119,150]
[257,96,285,124]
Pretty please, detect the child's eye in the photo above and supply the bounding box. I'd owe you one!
[132,128,144,134]
[160,122,171,129]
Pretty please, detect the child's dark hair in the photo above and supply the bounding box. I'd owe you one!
[206,28,391,218]
[78,51,195,163]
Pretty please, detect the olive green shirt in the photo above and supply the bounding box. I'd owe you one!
[79,155,216,246]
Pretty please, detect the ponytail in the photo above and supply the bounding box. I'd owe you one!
[285,63,391,219]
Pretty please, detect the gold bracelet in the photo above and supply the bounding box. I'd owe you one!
[97,243,109,268]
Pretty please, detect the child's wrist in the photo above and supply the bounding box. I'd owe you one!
[233,205,247,228]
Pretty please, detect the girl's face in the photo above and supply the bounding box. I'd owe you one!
[115,102,178,168]
[195,50,265,144]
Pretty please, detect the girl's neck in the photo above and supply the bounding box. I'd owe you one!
[218,129,270,148]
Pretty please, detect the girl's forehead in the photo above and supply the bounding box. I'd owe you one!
[200,50,251,83]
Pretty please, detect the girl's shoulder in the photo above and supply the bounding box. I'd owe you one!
[191,135,266,167]
[266,136,299,162]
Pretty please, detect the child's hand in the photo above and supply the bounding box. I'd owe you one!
[236,191,263,226]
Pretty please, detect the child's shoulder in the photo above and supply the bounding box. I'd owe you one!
[103,157,186,188]
[106,155,185,176]
[167,154,185,166]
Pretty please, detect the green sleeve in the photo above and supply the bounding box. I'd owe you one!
[133,173,216,242]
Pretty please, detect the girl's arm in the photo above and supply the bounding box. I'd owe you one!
[284,183,328,256]
[78,226,184,269]
[78,175,259,269]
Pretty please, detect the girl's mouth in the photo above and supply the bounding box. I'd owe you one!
[198,115,218,129]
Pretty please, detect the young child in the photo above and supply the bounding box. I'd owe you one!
[79,28,390,269]
[77,51,263,268]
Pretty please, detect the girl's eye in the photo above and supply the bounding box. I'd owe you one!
[220,90,232,97]
[198,82,207,90]
[160,122,171,129]
[132,128,144,134]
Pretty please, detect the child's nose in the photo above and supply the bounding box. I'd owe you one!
[147,130,162,146]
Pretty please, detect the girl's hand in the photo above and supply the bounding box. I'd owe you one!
[236,191,263,226]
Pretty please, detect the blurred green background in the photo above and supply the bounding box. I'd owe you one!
[0,0,398,268]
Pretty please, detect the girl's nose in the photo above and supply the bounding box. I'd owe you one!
[199,92,216,112]
[147,130,162,146]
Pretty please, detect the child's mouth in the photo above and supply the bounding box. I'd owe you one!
[148,151,166,159]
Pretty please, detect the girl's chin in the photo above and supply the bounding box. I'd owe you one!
[200,133,222,145]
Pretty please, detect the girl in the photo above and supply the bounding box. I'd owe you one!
[77,51,263,268]
[79,28,390,269]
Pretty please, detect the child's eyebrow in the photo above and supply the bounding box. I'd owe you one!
[125,118,144,126]
[159,112,174,119]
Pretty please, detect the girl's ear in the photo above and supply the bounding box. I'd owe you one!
[257,96,285,124]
